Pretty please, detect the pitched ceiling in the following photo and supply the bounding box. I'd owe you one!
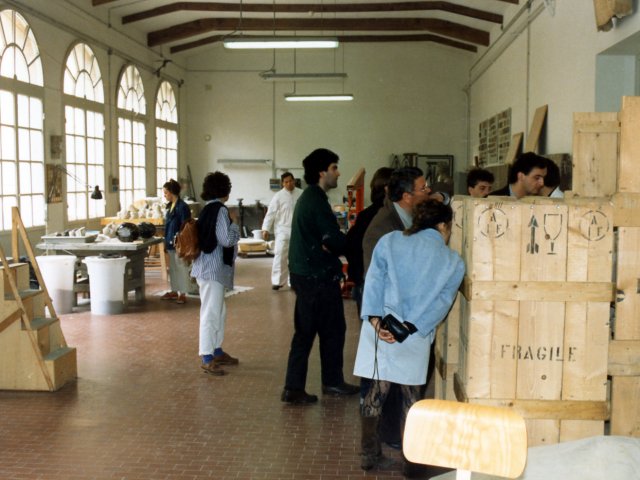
[90,0,518,55]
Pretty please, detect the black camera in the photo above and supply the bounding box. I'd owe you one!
[379,314,416,343]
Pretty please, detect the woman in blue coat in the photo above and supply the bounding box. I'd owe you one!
[354,199,465,472]
[162,179,192,304]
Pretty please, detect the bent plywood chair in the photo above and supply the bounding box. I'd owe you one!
[403,399,528,480]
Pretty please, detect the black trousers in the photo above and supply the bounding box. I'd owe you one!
[284,272,346,391]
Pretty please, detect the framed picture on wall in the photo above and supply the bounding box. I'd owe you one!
[46,164,62,204]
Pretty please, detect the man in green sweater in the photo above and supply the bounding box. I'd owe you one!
[281,148,360,404]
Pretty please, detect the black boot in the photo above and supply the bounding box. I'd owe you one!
[360,415,381,470]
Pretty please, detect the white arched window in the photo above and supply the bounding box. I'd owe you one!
[0,9,44,229]
[63,42,105,221]
[155,81,178,197]
[117,65,146,210]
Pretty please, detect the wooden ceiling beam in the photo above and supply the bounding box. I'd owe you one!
[148,17,490,47]
[170,32,478,54]
[124,2,502,25]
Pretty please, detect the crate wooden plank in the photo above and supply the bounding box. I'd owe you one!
[565,197,614,283]
[517,201,568,445]
[461,298,494,399]
[612,192,640,227]
[572,112,619,197]
[611,377,640,436]
[463,279,613,302]
[562,198,611,439]
[609,340,640,376]
[619,96,640,193]
[438,196,465,399]
[460,297,520,400]
[615,227,640,339]
[460,198,522,401]
[560,420,604,442]
[610,225,640,437]
[490,300,519,399]
[463,198,522,282]
[468,398,608,421]
[526,419,560,445]
[561,302,609,441]
[515,301,565,401]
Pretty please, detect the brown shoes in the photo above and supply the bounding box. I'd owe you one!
[213,352,239,366]
[200,352,238,376]
[201,361,226,376]
[174,294,187,304]
[161,291,178,300]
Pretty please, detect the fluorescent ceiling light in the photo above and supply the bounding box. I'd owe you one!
[224,37,339,49]
[260,72,347,82]
[285,94,354,102]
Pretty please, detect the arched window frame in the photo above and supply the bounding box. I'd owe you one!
[116,64,146,210]
[63,42,105,222]
[0,9,45,230]
[155,80,178,197]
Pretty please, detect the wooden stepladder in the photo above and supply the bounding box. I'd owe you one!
[0,207,77,391]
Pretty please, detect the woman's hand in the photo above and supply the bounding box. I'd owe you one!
[369,317,396,344]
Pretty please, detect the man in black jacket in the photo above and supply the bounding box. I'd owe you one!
[281,148,359,405]
[492,152,548,199]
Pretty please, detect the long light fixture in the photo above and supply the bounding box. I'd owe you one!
[224,36,339,49]
[284,93,354,102]
[260,72,347,82]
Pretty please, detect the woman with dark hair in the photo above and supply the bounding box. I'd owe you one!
[345,166,394,314]
[162,179,192,304]
[191,171,241,376]
[353,199,465,472]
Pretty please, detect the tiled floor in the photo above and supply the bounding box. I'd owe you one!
[0,256,414,480]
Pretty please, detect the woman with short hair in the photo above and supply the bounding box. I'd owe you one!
[191,172,241,376]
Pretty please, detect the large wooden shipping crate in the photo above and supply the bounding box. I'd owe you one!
[455,196,614,446]
[572,96,640,436]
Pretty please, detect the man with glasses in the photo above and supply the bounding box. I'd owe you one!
[359,166,443,454]
[363,167,432,272]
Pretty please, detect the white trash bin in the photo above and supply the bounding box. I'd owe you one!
[35,255,77,315]
[82,256,129,315]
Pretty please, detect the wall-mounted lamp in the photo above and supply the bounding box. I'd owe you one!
[47,164,103,204]
[224,36,339,49]
[284,93,354,102]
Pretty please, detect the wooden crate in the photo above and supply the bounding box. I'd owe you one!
[611,196,640,438]
[455,196,614,446]
[434,196,465,400]
[572,111,619,197]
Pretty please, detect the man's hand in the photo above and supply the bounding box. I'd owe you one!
[369,316,396,344]
[262,230,270,241]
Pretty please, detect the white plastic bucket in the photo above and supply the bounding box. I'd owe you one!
[35,255,77,315]
[252,229,263,240]
[82,256,129,315]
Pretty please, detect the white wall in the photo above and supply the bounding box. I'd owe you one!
[184,42,471,206]
[468,0,640,176]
